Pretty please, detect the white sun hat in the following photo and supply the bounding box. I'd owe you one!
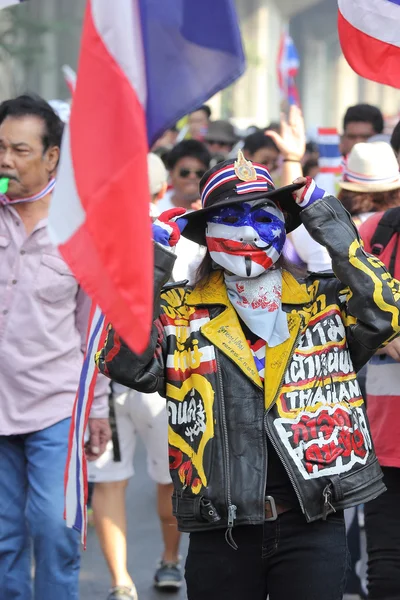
[147,152,167,195]
[339,142,400,193]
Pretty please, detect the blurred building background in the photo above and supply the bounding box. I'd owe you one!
[0,0,399,134]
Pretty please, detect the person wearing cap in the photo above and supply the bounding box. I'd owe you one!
[96,150,400,600]
[88,153,183,600]
[204,120,237,160]
[350,144,400,600]
[338,141,400,227]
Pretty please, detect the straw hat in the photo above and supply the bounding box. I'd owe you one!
[339,142,400,193]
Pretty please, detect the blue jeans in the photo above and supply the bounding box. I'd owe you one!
[0,418,80,599]
[185,509,349,600]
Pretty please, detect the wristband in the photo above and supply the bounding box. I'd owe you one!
[283,159,301,163]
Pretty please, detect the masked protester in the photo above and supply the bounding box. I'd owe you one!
[96,151,400,600]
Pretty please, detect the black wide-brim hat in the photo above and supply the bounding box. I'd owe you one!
[178,152,304,246]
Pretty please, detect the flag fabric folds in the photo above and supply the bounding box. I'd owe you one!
[277,32,300,106]
[64,304,107,545]
[51,0,244,542]
[49,0,245,358]
[338,0,400,89]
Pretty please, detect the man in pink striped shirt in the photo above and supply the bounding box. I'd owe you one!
[0,95,111,600]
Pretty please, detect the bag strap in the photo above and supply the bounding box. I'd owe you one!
[370,208,400,257]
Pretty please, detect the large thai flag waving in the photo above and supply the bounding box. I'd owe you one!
[338,0,400,89]
[49,0,244,544]
[49,0,245,357]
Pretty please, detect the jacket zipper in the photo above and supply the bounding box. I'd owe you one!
[264,324,308,517]
[215,349,238,550]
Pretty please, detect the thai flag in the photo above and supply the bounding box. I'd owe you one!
[338,0,400,89]
[50,0,244,543]
[64,305,107,546]
[49,0,245,358]
[317,128,342,175]
[0,0,26,7]
[277,32,300,106]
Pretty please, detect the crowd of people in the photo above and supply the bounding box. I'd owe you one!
[1,92,400,600]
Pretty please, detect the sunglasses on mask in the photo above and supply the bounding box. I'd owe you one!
[179,168,206,179]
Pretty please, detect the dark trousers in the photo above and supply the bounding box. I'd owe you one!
[185,509,348,600]
[365,467,400,600]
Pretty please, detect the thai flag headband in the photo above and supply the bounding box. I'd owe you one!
[201,164,275,207]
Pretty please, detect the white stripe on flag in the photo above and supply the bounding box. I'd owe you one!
[338,0,400,49]
[48,126,85,244]
[91,0,147,106]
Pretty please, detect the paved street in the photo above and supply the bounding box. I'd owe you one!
[80,440,189,600]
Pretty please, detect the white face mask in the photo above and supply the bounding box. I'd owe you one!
[205,200,286,278]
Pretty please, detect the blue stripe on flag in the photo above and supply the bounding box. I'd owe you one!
[139,0,245,145]
[386,0,400,6]
[318,144,342,159]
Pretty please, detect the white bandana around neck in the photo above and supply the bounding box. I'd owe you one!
[224,268,290,347]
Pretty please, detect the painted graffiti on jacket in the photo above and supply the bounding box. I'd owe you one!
[273,300,372,480]
[160,288,217,495]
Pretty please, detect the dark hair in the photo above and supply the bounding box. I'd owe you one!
[391,120,400,155]
[194,249,306,287]
[343,104,384,134]
[166,140,211,171]
[303,159,319,178]
[305,141,319,154]
[192,104,211,119]
[0,94,64,152]
[243,131,279,156]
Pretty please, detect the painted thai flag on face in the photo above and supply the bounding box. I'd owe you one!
[206,201,286,278]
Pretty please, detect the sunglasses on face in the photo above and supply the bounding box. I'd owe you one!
[179,168,206,179]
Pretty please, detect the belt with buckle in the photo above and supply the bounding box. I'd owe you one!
[265,496,292,521]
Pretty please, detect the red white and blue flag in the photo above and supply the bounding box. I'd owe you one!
[64,306,107,545]
[338,0,400,89]
[50,0,244,543]
[317,128,342,175]
[277,32,300,106]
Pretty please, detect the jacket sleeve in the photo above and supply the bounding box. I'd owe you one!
[300,196,400,370]
[96,242,176,395]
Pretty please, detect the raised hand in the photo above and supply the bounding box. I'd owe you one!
[265,105,306,162]
[152,207,188,247]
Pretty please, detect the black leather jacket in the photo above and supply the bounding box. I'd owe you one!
[96,196,400,533]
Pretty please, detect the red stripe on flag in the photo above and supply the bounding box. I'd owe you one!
[338,10,400,89]
[61,2,152,354]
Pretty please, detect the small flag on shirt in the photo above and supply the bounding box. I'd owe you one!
[64,304,107,546]
[277,32,300,106]
[52,0,245,544]
[0,0,26,7]
[338,0,400,89]
[317,128,342,175]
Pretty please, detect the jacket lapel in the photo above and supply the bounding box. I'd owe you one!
[187,270,312,395]
[187,272,262,388]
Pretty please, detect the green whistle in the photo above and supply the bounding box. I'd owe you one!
[0,178,9,194]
